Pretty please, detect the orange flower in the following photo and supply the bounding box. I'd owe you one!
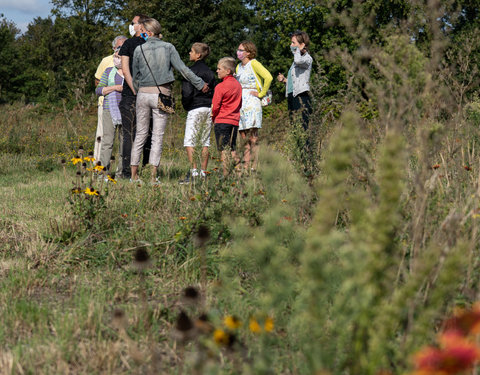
[432,164,440,170]
[190,197,196,201]
[443,304,480,336]
[179,216,187,221]
[413,332,480,374]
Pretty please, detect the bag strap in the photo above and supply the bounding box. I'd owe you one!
[140,44,162,92]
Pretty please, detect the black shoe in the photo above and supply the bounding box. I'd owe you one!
[178,172,191,185]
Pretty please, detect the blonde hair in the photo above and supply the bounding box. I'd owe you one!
[239,40,257,59]
[142,18,162,37]
[192,42,210,60]
[218,57,236,75]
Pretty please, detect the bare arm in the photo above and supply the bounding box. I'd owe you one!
[122,55,136,95]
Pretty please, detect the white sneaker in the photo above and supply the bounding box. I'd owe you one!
[191,168,199,177]
[200,170,207,178]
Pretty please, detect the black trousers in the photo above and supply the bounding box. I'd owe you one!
[119,95,151,178]
[287,91,312,131]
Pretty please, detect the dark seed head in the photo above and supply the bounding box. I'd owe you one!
[198,313,209,322]
[197,224,210,241]
[113,308,125,320]
[96,136,102,143]
[76,171,81,176]
[96,161,102,166]
[194,224,210,247]
[82,162,87,168]
[134,247,150,263]
[183,286,199,300]
[176,311,193,332]
[110,155,115,162]
[61,158,66,165]
[112,308,126,328]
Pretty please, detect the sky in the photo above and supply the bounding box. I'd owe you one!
[1,0,53,34]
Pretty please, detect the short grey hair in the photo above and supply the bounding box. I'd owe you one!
[112,35,127,49]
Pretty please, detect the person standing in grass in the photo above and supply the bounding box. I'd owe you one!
[118,14,151,180]
[235,41,272,172]
[96,45,125,177]
[179,43,216,184]
[211,57,242,176]
[277,30,313,132]
[93,35,127,164]
[130,18,209,184]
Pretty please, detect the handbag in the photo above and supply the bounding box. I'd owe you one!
[251,62,272,107]
[140,45,175,114]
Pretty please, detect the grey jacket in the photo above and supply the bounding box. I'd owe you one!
[132,37,205,91]
[287,49,313,97]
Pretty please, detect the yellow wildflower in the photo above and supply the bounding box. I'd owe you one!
[249,318,261,334]
[213,329,229,345]
[107,175,117,184]
[71,156,82,165]
[84,187,99,196]
[264,316,274,332]
[224,315,242,330]
[84,155,95,162]
[93,164,105,172]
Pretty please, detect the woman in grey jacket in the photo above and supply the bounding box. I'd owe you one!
[130,18,208,184]
[277,30,313,132]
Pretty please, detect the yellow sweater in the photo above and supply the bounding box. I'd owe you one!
[236,59,273,99]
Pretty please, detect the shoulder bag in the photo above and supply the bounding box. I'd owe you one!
[140,45,175,114]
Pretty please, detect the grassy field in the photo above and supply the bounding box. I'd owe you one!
[0,102,299,374]
[3,32,480,373]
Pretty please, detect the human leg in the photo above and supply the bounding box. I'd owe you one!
[94,105,104,161]
[99,109,115,171]
[249,128,259,171]
[239,130,250,170]
[119,95,136,179]
[130,93,152,180]
[148,97,169,181]
[115,125,123,177]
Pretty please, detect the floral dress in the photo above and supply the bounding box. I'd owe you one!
[236,61,262,130]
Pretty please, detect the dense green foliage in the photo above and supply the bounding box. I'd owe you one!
[2,0,479,104]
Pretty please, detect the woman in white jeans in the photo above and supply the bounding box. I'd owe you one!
[130,18,208,183]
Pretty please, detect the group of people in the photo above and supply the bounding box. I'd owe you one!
[94,14,313,184]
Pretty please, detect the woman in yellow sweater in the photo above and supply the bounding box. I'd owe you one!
[235,41,273,172]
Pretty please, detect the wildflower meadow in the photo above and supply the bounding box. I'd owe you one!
[2,1,480,374]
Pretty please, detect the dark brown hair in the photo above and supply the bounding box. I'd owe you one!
[292,30,310,50]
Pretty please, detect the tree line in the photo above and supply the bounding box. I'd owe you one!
[0,0,479,105]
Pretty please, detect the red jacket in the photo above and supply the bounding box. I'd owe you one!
[211,75,242,126]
